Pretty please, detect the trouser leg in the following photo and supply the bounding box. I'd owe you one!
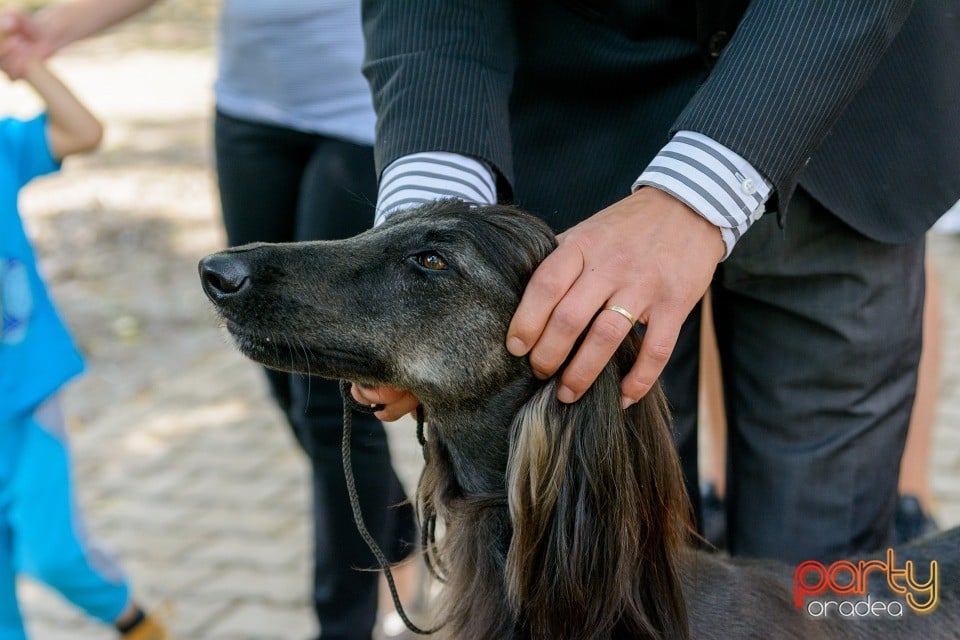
[659,302,704,534]
[293,136,417,640]
[0,522,24,640]
[0,439,25,640]
[713,188,923,563]
[291,391,417,640]
[214,110,311,416]
[663,188,923,562]
[216,113,417,638]
[8,400,130,624]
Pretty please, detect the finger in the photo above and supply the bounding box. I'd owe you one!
[506,242,584,357]
[373,395,420,423]
[351,383,404,406]
[350,384,378,408]
[17,11,41,41]
[1,10,53,61]
[0,37,29,73]
[620,313,681,407]
[526,274,613,380]
[0,9,27,35]
[351,384,420,422]
[0,37,17,57]
[557,299,639,403]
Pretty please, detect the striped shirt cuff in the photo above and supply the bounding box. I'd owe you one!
[375,152,498,226]
[632,131,773,260]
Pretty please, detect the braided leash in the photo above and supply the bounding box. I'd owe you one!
[338,381,445,635]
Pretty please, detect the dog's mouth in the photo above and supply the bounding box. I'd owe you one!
[223,319,368,378]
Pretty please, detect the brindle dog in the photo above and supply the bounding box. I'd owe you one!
[199,201,958,640]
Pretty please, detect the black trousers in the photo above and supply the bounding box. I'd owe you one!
[214,111,417,640]
[664,187,925,564]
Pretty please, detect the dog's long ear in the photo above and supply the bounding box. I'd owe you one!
[506,330,692,640]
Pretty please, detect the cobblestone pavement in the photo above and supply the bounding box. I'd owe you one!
[3,6,959,639]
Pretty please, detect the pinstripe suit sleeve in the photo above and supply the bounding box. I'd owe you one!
[361,0,516,194]
[672,0,914,214]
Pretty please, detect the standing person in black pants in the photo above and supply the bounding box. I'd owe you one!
[1,1,418,638]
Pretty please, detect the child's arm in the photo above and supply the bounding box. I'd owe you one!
[21,57,102,160]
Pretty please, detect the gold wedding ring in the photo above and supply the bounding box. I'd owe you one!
[603,305,637,325]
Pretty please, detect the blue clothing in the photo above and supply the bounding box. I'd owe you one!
[0,400,130,639]
[1,115,84,423]
[1,116,128,636]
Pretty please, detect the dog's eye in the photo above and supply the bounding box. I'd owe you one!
[414,252,447,271]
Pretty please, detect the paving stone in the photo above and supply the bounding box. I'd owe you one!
[201,567,312,607]
[204,601,317,640]
[101,530,204,565]
[165,595,236,639]
[179,535,307,572]
[185,505,301,540]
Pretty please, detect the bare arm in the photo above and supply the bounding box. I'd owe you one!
[0,0,159,70]
[22,57,102,160]
[34,0,161,53]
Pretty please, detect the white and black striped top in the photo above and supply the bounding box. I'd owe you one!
[375,133,771,259]
[375,152,497,226]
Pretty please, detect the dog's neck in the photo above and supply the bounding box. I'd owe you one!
[416,375,539,640]
[423,375,541,496]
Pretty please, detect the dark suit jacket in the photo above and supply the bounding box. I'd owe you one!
[362,0,960,240]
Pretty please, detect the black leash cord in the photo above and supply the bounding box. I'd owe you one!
[338,381,445,636]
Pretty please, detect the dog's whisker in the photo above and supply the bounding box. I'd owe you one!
[343,185,376,211]
[298,336,313,407]
[283,335,296,377]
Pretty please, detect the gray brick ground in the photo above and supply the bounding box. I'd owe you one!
[3,5,958,639]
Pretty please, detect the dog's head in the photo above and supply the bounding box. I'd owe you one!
[201,200,692,639]
[199,201,556,408]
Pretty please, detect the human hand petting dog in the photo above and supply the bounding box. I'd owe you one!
[507,186,723,408]
[356,186,723,417]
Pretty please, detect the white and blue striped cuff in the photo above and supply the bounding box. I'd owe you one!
[633,130,772,259]
[375,152,498,226]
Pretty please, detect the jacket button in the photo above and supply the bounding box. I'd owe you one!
[708,31,729,58]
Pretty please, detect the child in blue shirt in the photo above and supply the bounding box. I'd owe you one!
[1,49,167,640]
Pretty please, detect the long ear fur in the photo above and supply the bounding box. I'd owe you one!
[506,330,693,639]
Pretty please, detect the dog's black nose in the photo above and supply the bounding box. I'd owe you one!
[199,253,252,301]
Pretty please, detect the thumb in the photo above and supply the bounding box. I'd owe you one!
[0,8,25,31]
